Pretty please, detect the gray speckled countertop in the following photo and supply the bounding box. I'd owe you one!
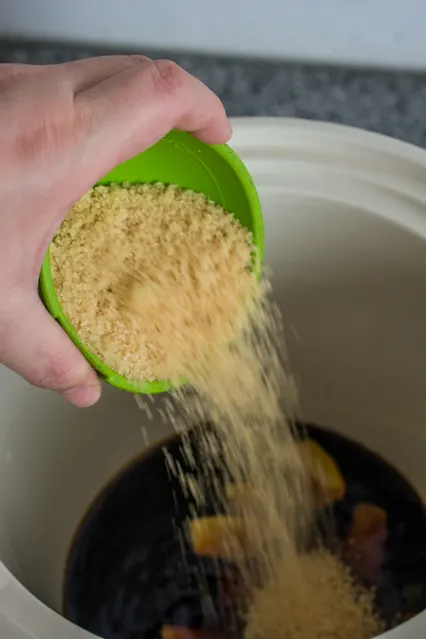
[1,39,426,148]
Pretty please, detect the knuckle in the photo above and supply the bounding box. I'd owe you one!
[13,104,77,164]
[119,54,151,67]
[34,353,83,392]
[0,63,28,92]
[15,124,50,163]
[149,59,185,99]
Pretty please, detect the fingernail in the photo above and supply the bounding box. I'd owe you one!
[62,378,102,408]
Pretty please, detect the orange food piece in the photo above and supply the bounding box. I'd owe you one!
[344,503,388,586]
[298,439,346,507]
[189,515,245,559]
[162,627,187,639]
[348,503,387,540]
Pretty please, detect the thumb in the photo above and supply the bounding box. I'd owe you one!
[0,293,101,407]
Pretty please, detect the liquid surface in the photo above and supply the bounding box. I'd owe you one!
[63,424,426,638]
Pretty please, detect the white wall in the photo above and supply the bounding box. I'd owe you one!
[1,0,426,70]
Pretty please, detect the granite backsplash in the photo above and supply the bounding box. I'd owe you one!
[1,39,426,148]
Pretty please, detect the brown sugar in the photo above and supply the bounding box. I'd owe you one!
[51,182,256,382]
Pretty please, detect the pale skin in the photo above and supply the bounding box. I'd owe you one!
[0,56,232,409]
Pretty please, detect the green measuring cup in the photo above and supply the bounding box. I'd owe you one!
[39,129,264,394]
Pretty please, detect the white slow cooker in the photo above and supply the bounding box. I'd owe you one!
[0,118,425,639]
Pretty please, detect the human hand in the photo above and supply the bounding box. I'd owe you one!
[0,56,231,407]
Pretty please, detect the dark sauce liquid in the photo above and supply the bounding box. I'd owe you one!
[63,424,426,639]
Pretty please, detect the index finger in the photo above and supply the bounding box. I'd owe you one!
[75,59,232,177]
